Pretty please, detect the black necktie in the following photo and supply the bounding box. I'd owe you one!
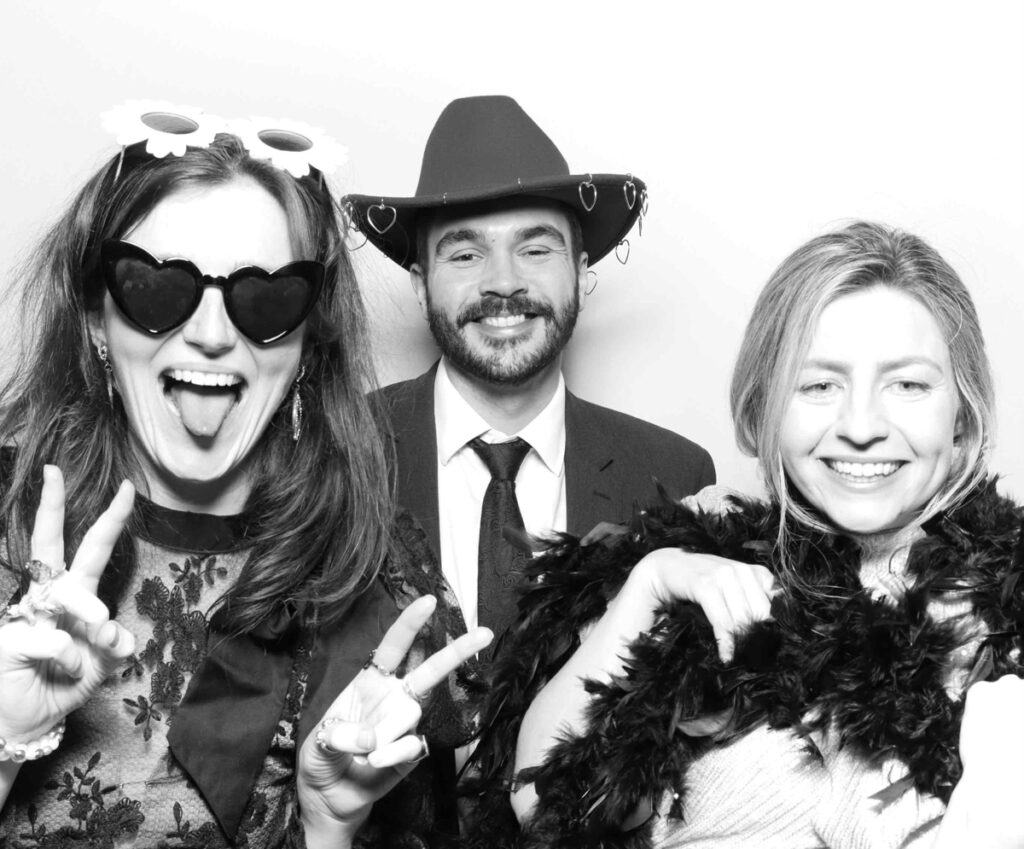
[469,437,531,644]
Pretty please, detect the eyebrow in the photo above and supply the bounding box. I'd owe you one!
[802,356,946,373]
[515,224,566,246]
[433,224,568,258]
[433,228,484,257]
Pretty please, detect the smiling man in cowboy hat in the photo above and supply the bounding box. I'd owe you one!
[345,95,713,829]
[347,92,714,639]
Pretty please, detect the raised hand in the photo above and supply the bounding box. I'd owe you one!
[629,547,775,662]
[297,595,491,848]
[0,466,136,749]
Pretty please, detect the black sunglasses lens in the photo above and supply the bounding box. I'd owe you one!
[110,257,198,333]
[229,273,316,343]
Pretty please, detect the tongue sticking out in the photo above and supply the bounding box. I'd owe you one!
[170,385,238,438]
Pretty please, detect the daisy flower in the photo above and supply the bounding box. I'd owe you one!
[232,117,348,178]
[101,100,226,158]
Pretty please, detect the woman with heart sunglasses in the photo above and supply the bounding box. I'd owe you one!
[0,105,490,848]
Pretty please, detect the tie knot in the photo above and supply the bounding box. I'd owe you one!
[469,437,531,481]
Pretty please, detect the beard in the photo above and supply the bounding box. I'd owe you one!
[426,291,580,386]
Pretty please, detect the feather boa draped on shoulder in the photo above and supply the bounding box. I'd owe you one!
[462,480,1024,849]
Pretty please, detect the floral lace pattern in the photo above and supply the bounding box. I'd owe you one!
[0,511,293,848]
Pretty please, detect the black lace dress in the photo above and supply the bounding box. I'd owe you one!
[0,500,477,848]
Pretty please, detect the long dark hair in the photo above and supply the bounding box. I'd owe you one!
[0,134,394,633]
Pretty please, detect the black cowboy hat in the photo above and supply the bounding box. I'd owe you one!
[343,95,647,269]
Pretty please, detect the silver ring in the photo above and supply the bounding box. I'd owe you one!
[5,560,67,624]
[410,734,430,764]
[363,649,396,677]
[25,559,66,584]
[315,715,342,753]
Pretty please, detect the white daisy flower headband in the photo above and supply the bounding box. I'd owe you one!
[101,100,348,180]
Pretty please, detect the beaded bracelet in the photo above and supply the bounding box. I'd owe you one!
[0,719,66,762]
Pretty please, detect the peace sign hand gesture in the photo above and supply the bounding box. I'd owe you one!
[0,466,136,766]
[297,595,492,849]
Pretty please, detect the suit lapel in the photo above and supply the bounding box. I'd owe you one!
[388,365,442,558]
[564,392,618,536]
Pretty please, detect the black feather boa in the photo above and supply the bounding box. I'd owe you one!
[461,480,1024,849]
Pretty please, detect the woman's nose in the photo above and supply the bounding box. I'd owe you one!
[836,389,890,447]
[181,287,239,354]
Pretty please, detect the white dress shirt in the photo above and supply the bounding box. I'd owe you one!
[434,358,567,631]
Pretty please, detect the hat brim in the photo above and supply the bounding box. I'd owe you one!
[344,173,646,270]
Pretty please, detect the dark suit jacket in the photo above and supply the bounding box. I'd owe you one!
[378,363,716,560]
[376,364,715,839]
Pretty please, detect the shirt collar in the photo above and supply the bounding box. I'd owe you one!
[434,358,566,474]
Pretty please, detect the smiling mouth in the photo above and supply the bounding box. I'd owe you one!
[477,313,536,328]
[823,459,904,481]
[162,369,245,438]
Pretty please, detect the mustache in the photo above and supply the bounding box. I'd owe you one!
[457,295,555,327]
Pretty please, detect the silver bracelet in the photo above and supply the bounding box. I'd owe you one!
[0,719,66,762]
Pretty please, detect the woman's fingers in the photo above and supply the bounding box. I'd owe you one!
[368,595,438,673]
[30,465,66,574]
[69,480,135,593]
[370,625,493,747]
[91,620,135,669]
[316,719,376,760]
[4,623,86,679]
[51,578,111,641]
[366,732,428,771]
[696,591,738,662]
[402,626,493,696]
[654,552,774,663]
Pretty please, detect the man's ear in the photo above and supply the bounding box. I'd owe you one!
[576,252,589,312]
[87,311,107,351]
[410,263,430,321]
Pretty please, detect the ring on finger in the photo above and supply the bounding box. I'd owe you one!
[363,648,397,677]
[25,559,67,585]
[402,678,426,704]
[5,560,67,624]
[409,734,430,764]
[315,715,342,753]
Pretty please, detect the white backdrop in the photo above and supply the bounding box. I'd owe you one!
[3,0,1022,499]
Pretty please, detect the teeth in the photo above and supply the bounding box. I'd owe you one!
[827,460,900,478]
[480,314,528,328]
[166,369,242,388]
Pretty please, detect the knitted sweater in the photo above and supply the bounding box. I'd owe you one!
[646,491,961,847]
[465,483,1022,849]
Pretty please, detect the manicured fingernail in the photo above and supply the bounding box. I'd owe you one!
[108,627,120,648]
[357,728,374,750]
[352,755,368,766]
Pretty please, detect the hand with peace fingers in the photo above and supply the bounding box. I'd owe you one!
[0,466,136,751]
[297,595,492,847]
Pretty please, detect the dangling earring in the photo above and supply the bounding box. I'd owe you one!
[97,344,114,404]
[291,365,306,442]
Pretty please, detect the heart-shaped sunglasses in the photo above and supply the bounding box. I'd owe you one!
[99,240,325,345]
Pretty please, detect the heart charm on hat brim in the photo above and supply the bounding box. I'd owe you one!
[623,179,637,211]
[615,239,630,265]
[367,204,397,235]
[578,180,597,213]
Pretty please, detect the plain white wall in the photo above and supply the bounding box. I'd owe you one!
[2,0,1022,500]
